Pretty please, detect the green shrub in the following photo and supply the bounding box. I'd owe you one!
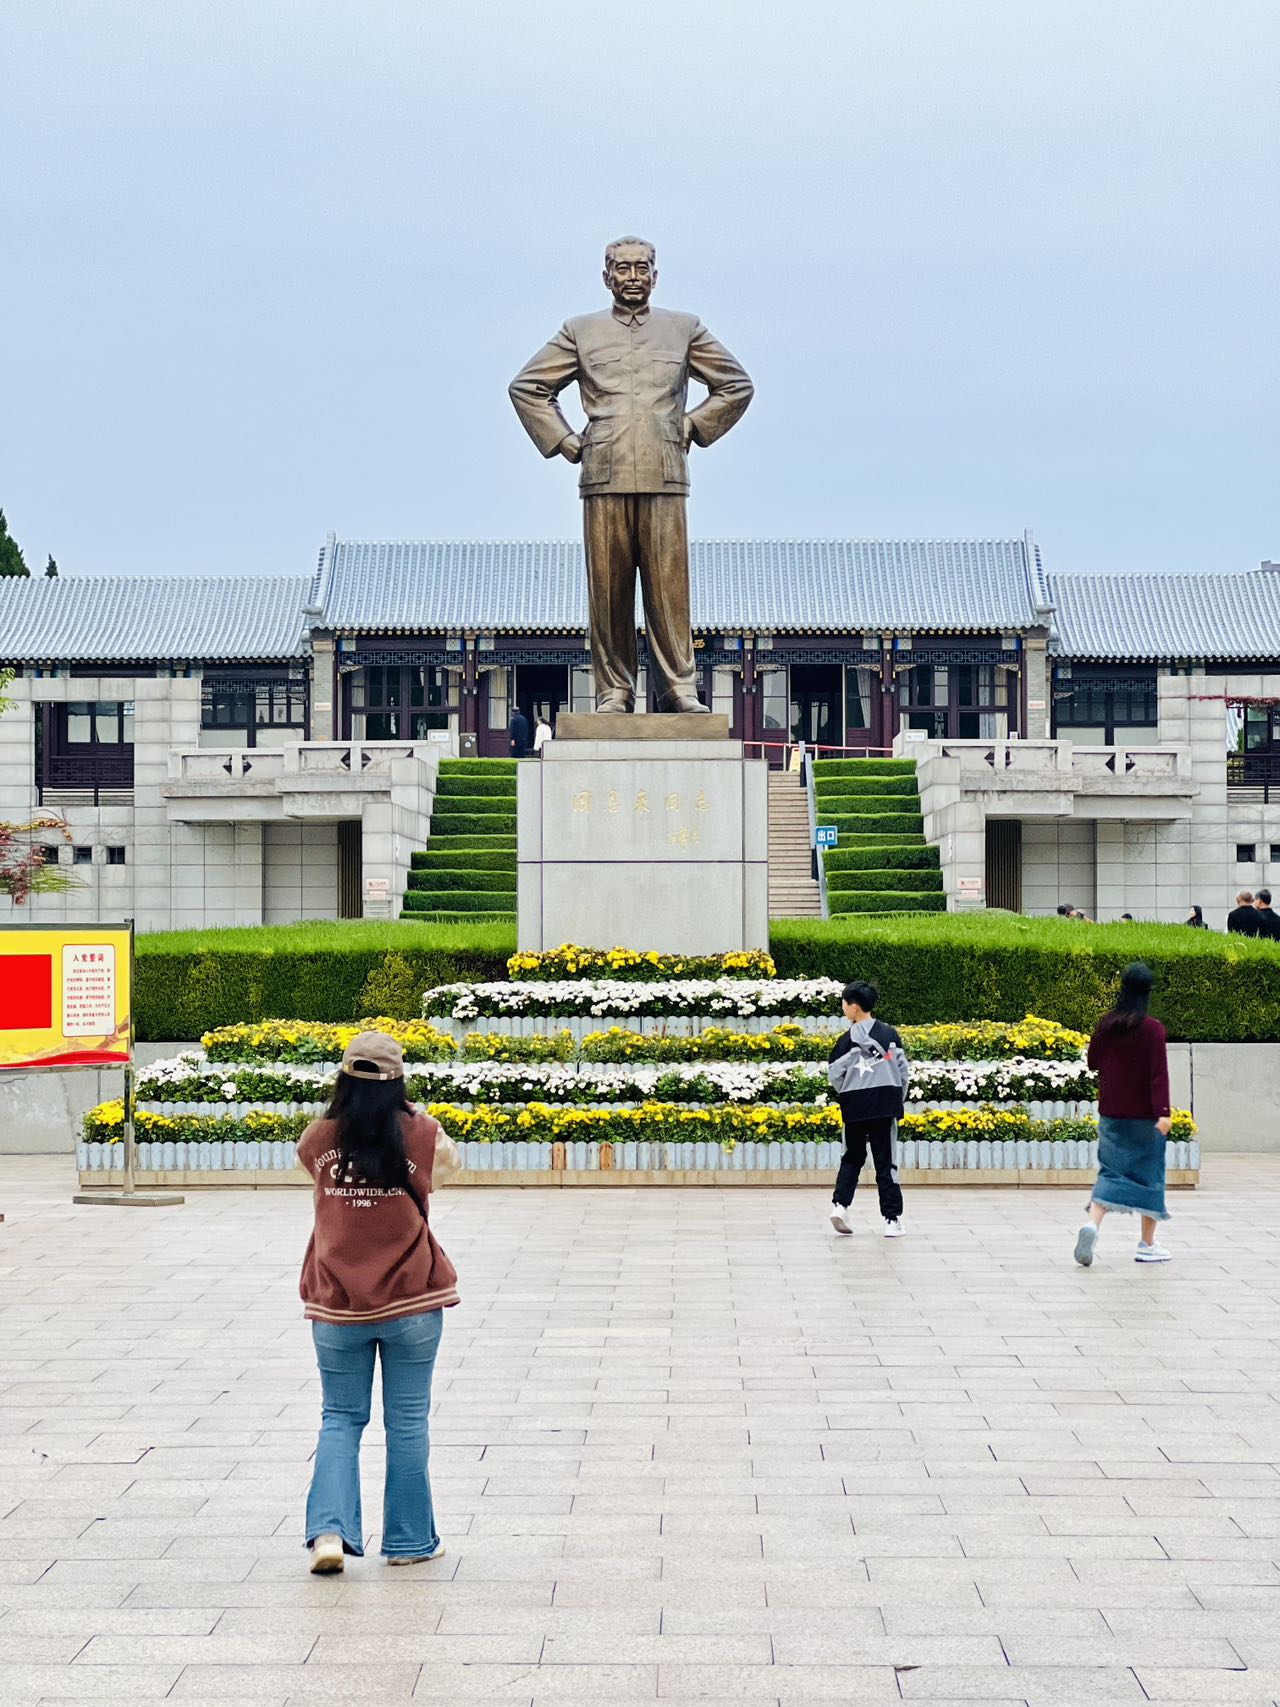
[430,810,517,835]
[412,849,514,871]
[825,868,944,894]
[813,758,916,776]
[136,920,515,1039]
[825,845,939,872]
[401,891,515,915]
[814,775,918,799]
[425,834,517,850]
[828,890,948,914]
[406,868,517,894]
[769,913,1280,1040]
[434,776,517,799]
[440,764,522,778]
[823,812,925,835]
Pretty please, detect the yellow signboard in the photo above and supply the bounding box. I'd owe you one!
[0,923,132,1071]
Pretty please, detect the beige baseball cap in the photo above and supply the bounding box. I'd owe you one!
[339,1031,405,1081]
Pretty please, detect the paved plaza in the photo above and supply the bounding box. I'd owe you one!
[1,1158,1280,1705]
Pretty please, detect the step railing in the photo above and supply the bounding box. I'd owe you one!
[800,744,831,920]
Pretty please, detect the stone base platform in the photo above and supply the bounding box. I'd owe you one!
[554,711,730,741]
[518,735,769,953]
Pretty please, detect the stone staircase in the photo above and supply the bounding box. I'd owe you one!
[767,768,822,917]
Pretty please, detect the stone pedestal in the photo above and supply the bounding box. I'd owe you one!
[518,736,769,953]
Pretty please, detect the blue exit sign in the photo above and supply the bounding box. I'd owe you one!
[816,826,838,849]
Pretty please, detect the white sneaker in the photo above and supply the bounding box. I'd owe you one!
[829,1204,853,1234]
[1135,1242,1172,1263]
[1074,1222,1098,1267]
[309,1533,345,1574]
[387,1543,446,1565]
[883,1218,904,1238]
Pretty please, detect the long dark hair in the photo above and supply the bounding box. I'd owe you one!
[1095,961,1155,1037]
[325,1072,414,1192]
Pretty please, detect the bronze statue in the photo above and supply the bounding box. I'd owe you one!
[509,237,753,713]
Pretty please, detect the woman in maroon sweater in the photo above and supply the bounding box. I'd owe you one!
[1075,963,1173,1267]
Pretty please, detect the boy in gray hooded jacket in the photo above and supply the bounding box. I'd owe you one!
[827,980,910,1237]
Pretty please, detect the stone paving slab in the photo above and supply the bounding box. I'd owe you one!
[1,1153,1279,1704]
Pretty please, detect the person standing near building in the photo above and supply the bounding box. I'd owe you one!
[1255,889,1280,941]
[1185,905,1207,928]
[1227,891,1260,935]
[509,706,531,758]
[1074,964,1172,1267]
[827,980,909,1238]
[298,1032,461,1573]
[533,711,553,756]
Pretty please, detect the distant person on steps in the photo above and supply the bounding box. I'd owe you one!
[1074,963,1172,1268]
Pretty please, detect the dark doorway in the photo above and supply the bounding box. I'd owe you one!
[789,664,842,750]
[515,665,570,730]
[985,820,1023,912]
[337,822,363,919]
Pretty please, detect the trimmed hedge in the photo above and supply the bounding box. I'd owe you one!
[434,776,517,799]
[825,845,939,872]
[412,849,515,872]
[136,921,516,1038]
[406,868,517,893]
[440,759,518,776]
[828,891,948,915]
[825,868,944,894]
[770,913,1280,1040]
[401,892,515,915]
[822,812,925,835]
[431,811,517,835]
[815,775,919,799]
[814,759,916,776]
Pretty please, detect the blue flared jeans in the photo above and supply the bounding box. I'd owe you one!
[305,1310,443,1559]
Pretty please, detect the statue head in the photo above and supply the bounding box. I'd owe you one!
[604,236,656,312]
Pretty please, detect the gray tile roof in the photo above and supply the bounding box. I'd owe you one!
[316,536,1045,635]
[1049,569,1280,661]
[0,575,311,664]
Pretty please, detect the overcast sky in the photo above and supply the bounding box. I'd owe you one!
[2,0,1276,583]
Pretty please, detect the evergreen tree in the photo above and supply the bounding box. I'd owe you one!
[45,554,59,579]
[0,510,30,578]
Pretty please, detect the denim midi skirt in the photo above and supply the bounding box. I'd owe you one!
[1093,1116,1169,1220]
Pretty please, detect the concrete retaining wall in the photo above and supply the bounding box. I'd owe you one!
[4,1040,1277,1156]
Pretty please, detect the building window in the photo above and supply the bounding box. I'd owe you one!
[202,675,308,745]
[1053,673,1158,740]
[63,701,134,746]
[570,666,595,715]
[1272,845,1280,863]
[41,703,135,796]
[1237,844,1257,863]
[40,845,61,865]
[106,846,126,865]
[899,660,1008,739]
[350,664,453,739]
[73,846,93,865]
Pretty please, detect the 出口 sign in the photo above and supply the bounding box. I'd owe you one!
[0,924,132,1070]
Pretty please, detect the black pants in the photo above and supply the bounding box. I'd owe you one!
[834,1118,903,1219]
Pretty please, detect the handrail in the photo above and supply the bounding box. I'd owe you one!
[801,744,831,920]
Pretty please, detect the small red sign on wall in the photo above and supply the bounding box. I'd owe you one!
[0,955,53,1031]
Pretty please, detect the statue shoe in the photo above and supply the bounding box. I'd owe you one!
[594,695,634,714]
[657,696,710,714]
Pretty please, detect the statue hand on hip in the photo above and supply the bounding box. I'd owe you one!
[558,432,583,465]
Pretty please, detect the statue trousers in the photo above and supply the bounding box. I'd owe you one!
[581,494,697,709]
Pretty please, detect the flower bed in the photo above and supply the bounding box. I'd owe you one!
[506,945,777,981]
[198,1014,1090,1067]
[423,978,844,1020]
[138,1053,1099,1110]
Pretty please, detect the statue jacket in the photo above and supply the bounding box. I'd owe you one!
[509,305,753,496]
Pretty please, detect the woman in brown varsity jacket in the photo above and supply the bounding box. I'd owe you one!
[298,1031,460,1574]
